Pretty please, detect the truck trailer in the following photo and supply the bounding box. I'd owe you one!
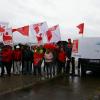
[72,37,100,76]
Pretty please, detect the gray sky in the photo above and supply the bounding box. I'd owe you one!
[0,0,100,40]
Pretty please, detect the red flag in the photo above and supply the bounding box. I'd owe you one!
[46,30,52,42]
[12,25,29,36]
[0,26,5,32]
[77,23,84,34]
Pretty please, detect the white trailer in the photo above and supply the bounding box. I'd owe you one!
[72,37,100,76]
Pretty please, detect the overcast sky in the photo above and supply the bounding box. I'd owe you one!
[0,0,100,40]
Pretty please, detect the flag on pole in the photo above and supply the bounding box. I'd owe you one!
[46,25,61,43]
[77,23,84,34]
[12,25,29,36]
[3,28,13,45]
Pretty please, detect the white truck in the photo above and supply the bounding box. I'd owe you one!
[72,37,100,76]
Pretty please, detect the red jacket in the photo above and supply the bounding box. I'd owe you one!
[33,52,44,65]
[68,43,72,48]
[58,51,66,62]
[13,49,22,61]
[2,48,13,62]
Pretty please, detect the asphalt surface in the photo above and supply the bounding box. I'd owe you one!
[0,74,100,100]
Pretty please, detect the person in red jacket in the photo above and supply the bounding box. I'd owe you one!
[1,46,13,77]
[57,47,67,75]
[33,46,44,76]
[13,45,22,75]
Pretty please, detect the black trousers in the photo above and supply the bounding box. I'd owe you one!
[33,61,42,76]
[57,61,66,75]
[22,60,32,74]
[66,57,75,75]
[1,62,12,76]
[45,62,53,77]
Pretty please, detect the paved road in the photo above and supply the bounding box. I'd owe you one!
[0,75,100,100]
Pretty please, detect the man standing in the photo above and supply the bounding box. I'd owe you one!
[13,45,22,75]
[66,39,75,75]
[1,46,13,77]
[22,45,33,75]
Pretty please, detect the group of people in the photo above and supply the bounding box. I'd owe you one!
[0,39,75,78]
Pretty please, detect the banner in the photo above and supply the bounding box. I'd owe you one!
[72,40,78,53]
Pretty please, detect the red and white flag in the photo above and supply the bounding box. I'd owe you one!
[0,22,9,42]
[29,22,48,44]
[12,25,29,44]
[12,25,29,36]
[46,25,61,43]
[3,28,13,45]
[0,22,8,33]
[77,23,84,34]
